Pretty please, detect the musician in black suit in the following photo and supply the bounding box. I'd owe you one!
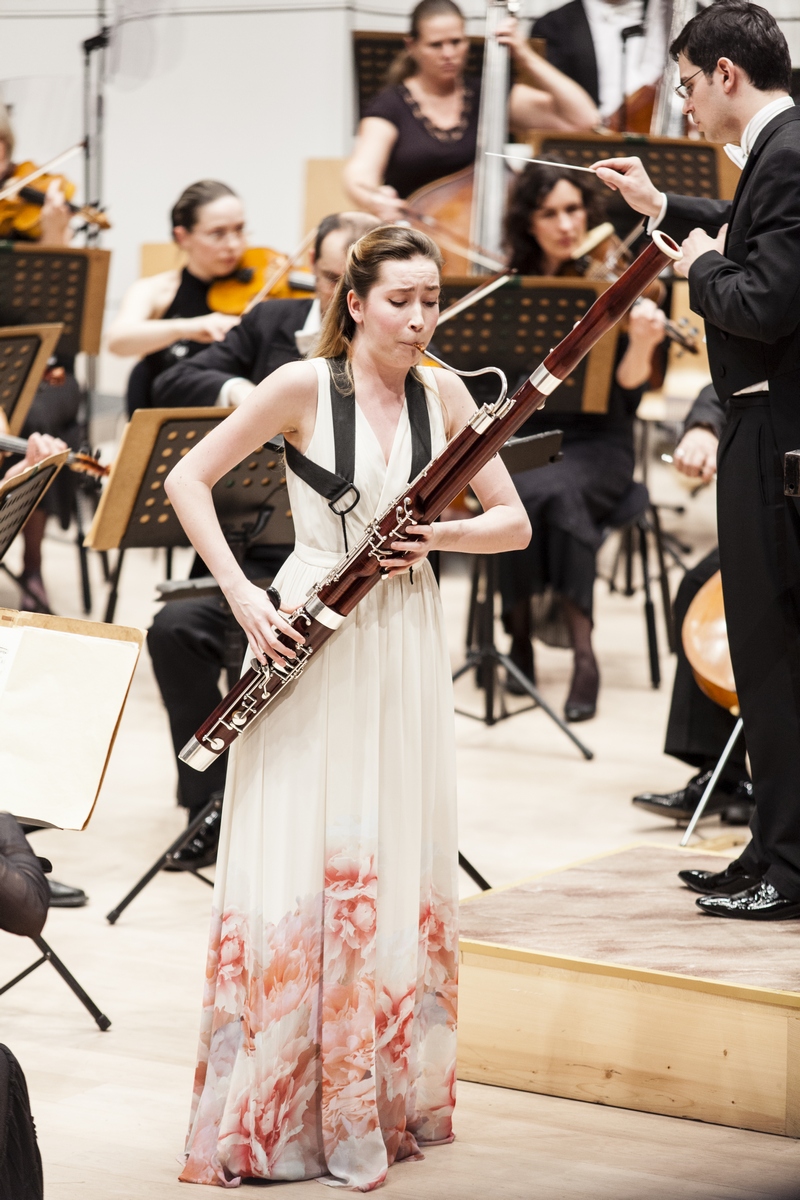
[531,0,646,124]
[145,213,377,869]
[633,386,752,825]
[595,0,800,919]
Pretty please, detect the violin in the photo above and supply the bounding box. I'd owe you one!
[0,160,110,239]
[207,230,318,316]
[0,431,108,480]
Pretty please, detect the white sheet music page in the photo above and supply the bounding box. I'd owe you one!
[0,625,140,829]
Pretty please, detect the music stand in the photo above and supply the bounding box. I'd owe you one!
[89,409,293,922]
[451,431,593,761]
[0,929,110,1032]
[85,408,293,622]
[0,244,109,360]
[0,451,69,612]
[0,323,64,433]
[435,276,619,414]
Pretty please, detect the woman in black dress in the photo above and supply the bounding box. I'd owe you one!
[499,161,666,721]
[107,180,245,415]
[344,0,598,222]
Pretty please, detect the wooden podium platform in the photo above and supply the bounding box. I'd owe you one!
[457,844,800,1138]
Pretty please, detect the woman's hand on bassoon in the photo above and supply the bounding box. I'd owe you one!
[384,522,436,577]
[226,579,305,668]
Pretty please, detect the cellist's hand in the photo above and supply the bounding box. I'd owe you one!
[39,179,72,246]
[673,426,719,483]
[370,185,407,223]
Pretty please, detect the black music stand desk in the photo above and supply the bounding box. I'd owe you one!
[451,430,593,762]
[0,323,63,433]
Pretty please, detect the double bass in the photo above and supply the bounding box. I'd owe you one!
[404,0,520,276]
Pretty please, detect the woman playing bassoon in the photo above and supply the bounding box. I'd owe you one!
[165,225,529,1189]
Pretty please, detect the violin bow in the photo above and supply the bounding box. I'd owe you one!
[0,141,86,204]
[435,272,513,325]
[243,227,318,314]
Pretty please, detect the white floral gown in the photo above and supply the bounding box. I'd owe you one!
[180,359,459,1190]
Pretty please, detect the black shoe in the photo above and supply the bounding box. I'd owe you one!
[48,879,88,908]
[633,771,751,823]
[165,805,221,872]
[721,779,755,825]
[564,654,599,723]
[678,860,762,896]
[697,881,800,920]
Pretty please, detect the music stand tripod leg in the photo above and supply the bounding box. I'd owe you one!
[0,563,53,615]
[104,548,125,624]
[458,851,492,891]
[106,795,221,924]
[501,654,594,759]
[680,717,745,847]
[30,936,111,1031]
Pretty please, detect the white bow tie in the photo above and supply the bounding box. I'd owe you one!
[724,143,747,170]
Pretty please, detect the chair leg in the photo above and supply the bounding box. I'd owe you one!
[638,519,660,688]
[649,504,676,653]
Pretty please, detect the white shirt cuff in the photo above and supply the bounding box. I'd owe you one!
[646,193,668,235]
[216,377,249,407]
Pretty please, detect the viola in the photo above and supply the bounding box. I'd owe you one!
[0,160,110,238]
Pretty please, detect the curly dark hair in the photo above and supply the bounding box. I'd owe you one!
[504,161,606,276]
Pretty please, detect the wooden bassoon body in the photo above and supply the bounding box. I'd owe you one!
[180,230,681,772]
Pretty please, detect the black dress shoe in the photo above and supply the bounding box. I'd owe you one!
[165,806,221,872]
[48,879,88,908]
[678,860,762,896]
[697,881,800,920]
[633,771,752,823]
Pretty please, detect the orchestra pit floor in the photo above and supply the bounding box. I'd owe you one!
[2,452,800,1199]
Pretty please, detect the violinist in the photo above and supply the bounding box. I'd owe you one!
[344,0,599,223]
[106,180,244,415]
[0,106,83,619]
[497,160,665,721]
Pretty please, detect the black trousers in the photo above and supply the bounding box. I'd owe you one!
[146,549,291,816]
[664,547,747,779]
[147,596,231,815]
[717,397,800,900]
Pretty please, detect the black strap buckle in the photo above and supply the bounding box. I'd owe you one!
[328,482,360,517]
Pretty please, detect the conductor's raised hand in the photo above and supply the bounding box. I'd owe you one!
[225,578,305,669]
[591,156,663,219]
[384,522,436,577]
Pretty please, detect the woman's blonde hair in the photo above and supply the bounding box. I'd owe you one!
[386,0,466,87]
[0,103,15,160]
[315,225,443,388]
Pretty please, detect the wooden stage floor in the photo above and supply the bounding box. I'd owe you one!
[458,844,800,1140]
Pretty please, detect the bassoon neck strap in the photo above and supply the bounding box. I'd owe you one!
[283,358,432,551]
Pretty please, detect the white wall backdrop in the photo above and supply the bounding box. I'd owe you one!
[0,0,797,393]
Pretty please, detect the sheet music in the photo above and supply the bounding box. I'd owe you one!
[0,625,140,830]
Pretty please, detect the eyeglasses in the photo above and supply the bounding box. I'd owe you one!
[674,67,704,100]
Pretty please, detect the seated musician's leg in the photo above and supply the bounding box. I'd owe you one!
[147,596,230,867]
[633,548,753,825]
[18,372,82,612]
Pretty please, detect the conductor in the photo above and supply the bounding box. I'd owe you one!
[594,0,800,920]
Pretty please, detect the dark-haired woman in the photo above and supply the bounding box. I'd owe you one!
[499,161,666,720]
[344,0,599,222]
[108,180,245,415]
[166,225,529,1188]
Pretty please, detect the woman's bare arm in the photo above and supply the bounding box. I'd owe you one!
[343,117,406,222]
[106,272,239,357]
[165,360,318,664]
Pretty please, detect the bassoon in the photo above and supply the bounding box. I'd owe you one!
[180,230,681,771]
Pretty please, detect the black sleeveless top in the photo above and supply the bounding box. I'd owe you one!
[125,268,212,416]
[364,76,481,199]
